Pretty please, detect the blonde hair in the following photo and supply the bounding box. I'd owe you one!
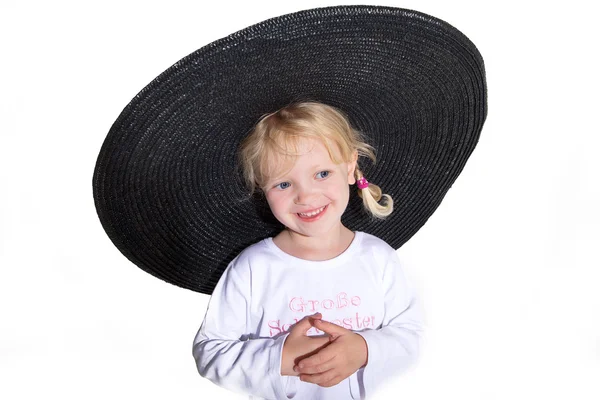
[238,101,393,218]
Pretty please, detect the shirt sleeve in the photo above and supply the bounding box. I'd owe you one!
[192,258,295,400]
[353,251,424,398]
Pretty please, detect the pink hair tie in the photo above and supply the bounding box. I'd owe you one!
[357,176,369,190]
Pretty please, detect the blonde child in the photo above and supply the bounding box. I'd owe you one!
[93,5,485,400]
[192,102,424,399]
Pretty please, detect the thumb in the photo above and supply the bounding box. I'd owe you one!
[311,318,348,338]
[291,312,322,336]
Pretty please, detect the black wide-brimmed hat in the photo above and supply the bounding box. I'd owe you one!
[93,5,487,294]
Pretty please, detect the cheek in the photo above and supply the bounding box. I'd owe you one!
[340,185,350,203]
[339,180,351,202]
[265,193,287,215]
[326,181,349,203]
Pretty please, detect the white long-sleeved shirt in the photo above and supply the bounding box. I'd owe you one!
[192,231,423,399]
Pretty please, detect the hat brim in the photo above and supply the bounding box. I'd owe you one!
[93,5,487,294]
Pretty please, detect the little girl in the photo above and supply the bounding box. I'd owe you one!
[92,5,485,400]
[192,102,424,399]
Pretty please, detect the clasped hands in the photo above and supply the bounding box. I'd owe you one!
[281,312,368,388]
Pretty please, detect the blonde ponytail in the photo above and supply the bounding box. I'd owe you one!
[355,169,393,219]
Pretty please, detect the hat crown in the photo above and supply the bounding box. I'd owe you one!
[93,5,487,294]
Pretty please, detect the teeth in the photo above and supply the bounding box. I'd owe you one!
[298,206,325,217]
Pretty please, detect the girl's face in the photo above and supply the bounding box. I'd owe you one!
[263,138,357,240]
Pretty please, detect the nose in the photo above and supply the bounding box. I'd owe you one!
[293,182,319,206]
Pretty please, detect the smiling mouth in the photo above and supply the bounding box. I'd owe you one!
[297,205,327,218]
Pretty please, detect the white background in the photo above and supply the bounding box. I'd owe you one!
[1,0,598,399]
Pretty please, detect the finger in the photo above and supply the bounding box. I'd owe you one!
[293,337,330,367]
[299,370,339,386]
[297,347,336,368]
[308,314,324,327]
[291,313,322,336]
[304,312,323,334]
[319,375,343,388]
[294,357,336,375]
[308,312,323,323]
[311,318,348,337]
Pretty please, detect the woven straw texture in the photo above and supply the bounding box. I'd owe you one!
[93,5,487,294]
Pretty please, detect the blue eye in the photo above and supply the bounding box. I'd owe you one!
[275,182,291,190]
[315,171,330,179]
